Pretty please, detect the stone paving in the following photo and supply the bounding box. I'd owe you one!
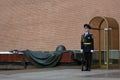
[0,66,119,80]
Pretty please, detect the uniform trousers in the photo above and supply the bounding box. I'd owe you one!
[84,52,92,71]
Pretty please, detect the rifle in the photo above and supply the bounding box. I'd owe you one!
[81,53,86,71]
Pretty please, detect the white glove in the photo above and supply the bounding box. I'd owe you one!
[80,49,83,53]
[91,50,94,53]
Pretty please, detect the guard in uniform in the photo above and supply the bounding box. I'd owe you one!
[80,24,94,71]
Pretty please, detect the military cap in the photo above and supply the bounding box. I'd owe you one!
[84,24,91,29]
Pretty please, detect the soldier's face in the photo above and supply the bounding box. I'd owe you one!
[85,28,89,32]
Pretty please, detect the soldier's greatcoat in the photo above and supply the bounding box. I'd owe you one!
[81,33,94,52]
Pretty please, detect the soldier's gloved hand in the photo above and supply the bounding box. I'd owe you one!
[90,50,94,53]
[80,49,83,53]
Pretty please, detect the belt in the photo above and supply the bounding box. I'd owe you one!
[83,43,91,45]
